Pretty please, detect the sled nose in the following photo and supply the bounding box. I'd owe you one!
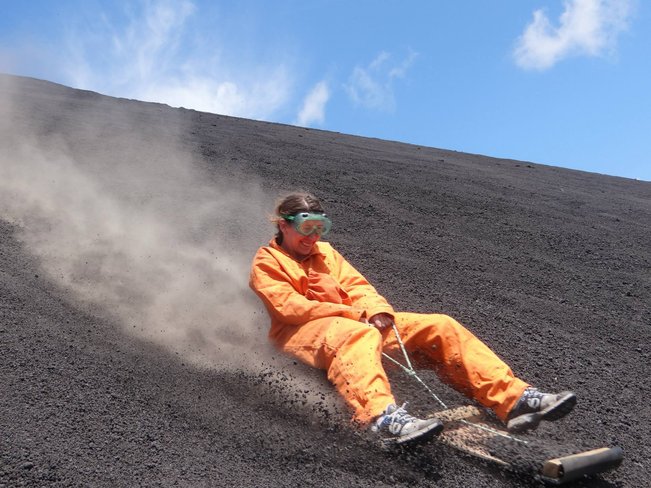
[541,446,624,485]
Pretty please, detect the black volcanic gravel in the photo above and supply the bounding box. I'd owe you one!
[1,74,650,487]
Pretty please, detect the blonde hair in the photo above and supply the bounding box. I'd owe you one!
[273,192,325,243]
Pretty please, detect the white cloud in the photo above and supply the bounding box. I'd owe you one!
[514,0,634,70]
[345,50,418,111]
[295,81,330,127]
[370,51,391,70]
[388,49,418,79]
[61,0,293,120]
[346,63,392,111]
[139,64,293,119]
[65,0,195,90]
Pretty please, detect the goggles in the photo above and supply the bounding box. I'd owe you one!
[283,212,332,236]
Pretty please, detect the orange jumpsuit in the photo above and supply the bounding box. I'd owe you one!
[249,238,528,424]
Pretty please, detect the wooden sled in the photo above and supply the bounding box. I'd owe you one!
[382,324,624,484]
[434,405,623,485]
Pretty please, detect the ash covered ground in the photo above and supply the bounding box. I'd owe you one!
[1,74,649,487]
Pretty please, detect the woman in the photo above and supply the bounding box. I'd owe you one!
[249,192,576,445]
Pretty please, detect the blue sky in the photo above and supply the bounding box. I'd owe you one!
[1,0,649,181]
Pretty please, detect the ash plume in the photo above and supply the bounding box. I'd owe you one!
[0,76,275,371]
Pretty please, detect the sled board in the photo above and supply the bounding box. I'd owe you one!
[433,406,623,485]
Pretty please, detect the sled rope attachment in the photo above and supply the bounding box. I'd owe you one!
[384,321,527,444]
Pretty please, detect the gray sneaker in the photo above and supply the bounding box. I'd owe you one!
[507,388,577,433]
[371,403,443,446]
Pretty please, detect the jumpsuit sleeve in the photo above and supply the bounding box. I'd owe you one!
[250,249,366,325]
[332,248,395,319]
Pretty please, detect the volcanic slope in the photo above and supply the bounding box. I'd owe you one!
[1,74,650,487]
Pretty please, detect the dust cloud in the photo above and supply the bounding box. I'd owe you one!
[0,76,280,372]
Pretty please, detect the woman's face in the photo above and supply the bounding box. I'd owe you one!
[279,219,321,260]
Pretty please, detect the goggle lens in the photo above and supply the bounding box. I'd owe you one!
[284,212,332,236]
[297,221,326,236]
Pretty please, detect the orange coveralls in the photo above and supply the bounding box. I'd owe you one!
[249,238,528,424]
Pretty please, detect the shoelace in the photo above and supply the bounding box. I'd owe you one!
[383,402,416,427]
[520,388,544,410]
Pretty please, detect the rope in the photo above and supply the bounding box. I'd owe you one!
[384,321,528,444]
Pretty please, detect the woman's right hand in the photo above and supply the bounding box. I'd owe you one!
[366,313,394,331]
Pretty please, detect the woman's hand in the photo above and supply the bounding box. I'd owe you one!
[367,313,394,331]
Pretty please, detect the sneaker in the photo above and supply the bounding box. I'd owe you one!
[507,387,577,433]
[371,402,443,446]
